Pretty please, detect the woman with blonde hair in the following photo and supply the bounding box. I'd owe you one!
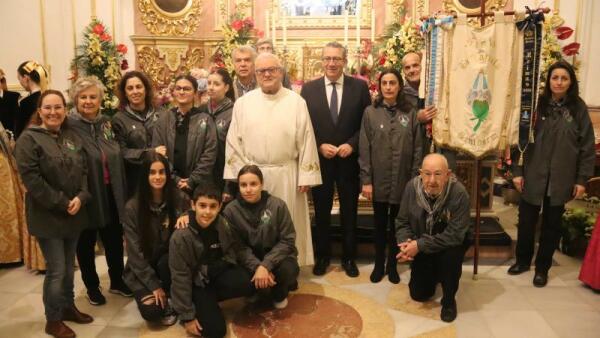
[68,76,131,305]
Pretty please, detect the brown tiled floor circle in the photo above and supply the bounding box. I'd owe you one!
[232,294,362,338]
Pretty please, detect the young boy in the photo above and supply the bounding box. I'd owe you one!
[169,184,254,338]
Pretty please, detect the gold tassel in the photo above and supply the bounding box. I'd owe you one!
[529,129,534,143]
[518,151,524,166]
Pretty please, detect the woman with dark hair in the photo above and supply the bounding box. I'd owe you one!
[359,68,422,283]
[203,68,236,202]
[68,76,131,305]
[16,90,93,338]
[152,74,217,198]
[222,165,299,309]
[16,61,48,138]
[123,152,179,326]
[113,71,167,197]
[508,60,596,287]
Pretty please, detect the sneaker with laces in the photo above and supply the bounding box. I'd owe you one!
[87,288,106,306]
[109,282,133,297]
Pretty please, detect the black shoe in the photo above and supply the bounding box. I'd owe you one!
[370,264,385,283]
[533,271,548,287]
[87,288,106,306]
[342,259,359,278]
[507,263,530,275]
[386,259,400,284]
[440,303,457,322]
[109,282,133,297]
[313,257,330,276]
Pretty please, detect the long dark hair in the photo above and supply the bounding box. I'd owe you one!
[538,60,580,116]
[374,68,410,111]
[210,68,236,103]
[135,152,177,259]
[118,71,154,110]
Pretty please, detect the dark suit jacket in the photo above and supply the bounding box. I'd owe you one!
[0,91,20,133]
[300,75,371,177]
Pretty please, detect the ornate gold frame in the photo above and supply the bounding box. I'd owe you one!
[443,0,508,15]
[271,0,373,29]
[138,0,203,36]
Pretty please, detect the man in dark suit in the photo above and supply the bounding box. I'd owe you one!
[0,69,20,133]
[300,42,371,277]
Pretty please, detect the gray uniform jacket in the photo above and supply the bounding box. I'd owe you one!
[169,214,238,321]
[112,106,164,196]
[396,177,471,254]
[152,108,217,190]
[202,98,234,193]
[512,98,596,206]
[222,192,298,272]
[359,104,422,204]
[122,199,172,294]
[15,126,90,238]
[69,113,127,227]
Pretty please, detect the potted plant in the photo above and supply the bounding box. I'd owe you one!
[560,206,596,257]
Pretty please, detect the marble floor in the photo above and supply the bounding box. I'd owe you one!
[0,198,598,338]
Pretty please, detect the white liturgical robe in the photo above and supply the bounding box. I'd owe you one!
[224,87,322,266]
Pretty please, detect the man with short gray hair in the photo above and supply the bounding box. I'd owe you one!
[232,45,257,99]
[224,53,322,267]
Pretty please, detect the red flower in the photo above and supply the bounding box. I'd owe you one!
[555,26,574,40]
[243,17,254,29]
[231,20,243,31]
[100,33,112,42]
[256,30,264,38]
[116,44,128,54]
[562,42,580,56]
[92,23,105,35]
[121,59,129,70]
[378,56,386,66]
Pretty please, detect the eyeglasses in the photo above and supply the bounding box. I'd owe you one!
[174,86,193,92]
[41,105,65,112]
[322,56,344,63]
[420,170,446,179]
[255,67,281,76]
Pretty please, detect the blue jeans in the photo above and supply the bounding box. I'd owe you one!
[38,236,79,321]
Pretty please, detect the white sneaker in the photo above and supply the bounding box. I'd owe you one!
[273,298,288,309]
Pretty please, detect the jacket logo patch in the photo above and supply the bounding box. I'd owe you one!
[200,118,207,131]
[217,119,226,131]
[63,138,76,151]
[102,121,114,140]
[399,115,409,127]
[260,210,272,226]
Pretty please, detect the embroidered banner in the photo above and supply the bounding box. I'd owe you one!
[432,12,523,158]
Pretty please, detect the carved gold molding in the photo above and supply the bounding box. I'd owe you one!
[214,0,230,31]
[136,43,205,87]
[272,0,373,29]
[138,0,203,36]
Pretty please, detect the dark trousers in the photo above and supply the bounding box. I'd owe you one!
[312,163,360,260]
[133,254,171,322]
[372,202,400,265]
[515,197,565,273]
[269,257,300,302]
[77,192,124,290]
[38,235,79,321]
[408,243,468,307]
[192,265,254,338]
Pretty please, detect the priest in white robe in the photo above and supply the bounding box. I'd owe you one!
[224,53,322,266]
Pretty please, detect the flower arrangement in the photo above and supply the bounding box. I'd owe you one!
[212,14,261,73]
[539,12,580,88]
[71,19,128,116]
[377,18,424,73]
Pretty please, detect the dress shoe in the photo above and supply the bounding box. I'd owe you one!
[62,305,94,324]
[507,263,530,275]
[370,263,385,283]
[440,303,458,322]
[342,259,359,278]
[533,271,548,287]
[312,258,330,276]
[45,320,75,338]
[386,260,400,284]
